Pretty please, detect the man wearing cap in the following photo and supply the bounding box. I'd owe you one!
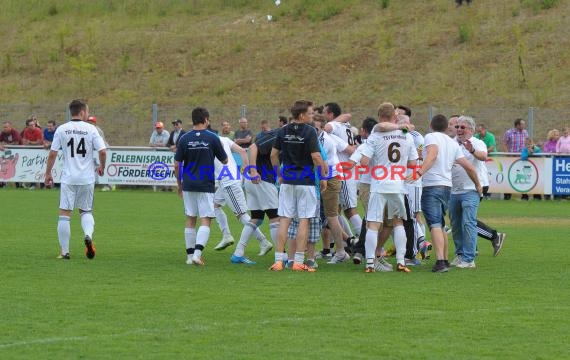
[166,119,185,152]
[87,116,109,147]
[149,121,170,147]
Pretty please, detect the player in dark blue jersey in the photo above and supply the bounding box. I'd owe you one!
[174,107,228,266]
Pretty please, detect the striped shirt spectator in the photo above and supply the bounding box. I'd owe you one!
[503,118,528,153]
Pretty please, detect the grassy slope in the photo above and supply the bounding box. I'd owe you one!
[1,0,569,142]
[0,188,569,359]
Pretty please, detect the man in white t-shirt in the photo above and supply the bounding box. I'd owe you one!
[412,114,482,273]
[449,116,487,269]
[359,103,419,273]
[44,99,107,260]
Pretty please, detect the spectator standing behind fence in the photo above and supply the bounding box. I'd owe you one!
[256,119,271,139]
[21,118,43,146]
[149,121,169,147]
[43,120,57,149]
[543,129,559,153]
[556,127,570,154]
[474,123,496,153]
[220,121,234,138]
[166,119,185,152]
[1,121,21,146]
[503,118,528,153]
[233,117,253,149]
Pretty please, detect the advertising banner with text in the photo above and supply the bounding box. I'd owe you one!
[486,155,551,195]
[1,147,176,186]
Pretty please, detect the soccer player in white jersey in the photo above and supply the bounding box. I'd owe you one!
[359,103,419,273]
[44,99,107,260]
[396,112,429,263]
[323,103,361,239]
[413,114,482,273]
[210,136,272,264]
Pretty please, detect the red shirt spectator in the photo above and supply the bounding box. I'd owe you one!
[21,119,43,145]
[0,121,21,145]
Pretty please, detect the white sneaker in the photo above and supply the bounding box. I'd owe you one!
[327,252,350,264]
[258,240,273,256]
[186,256,194,265]
[374,257,394,272]
[450,255,463,267]
[456,260,476,269]
[214,234,234,250]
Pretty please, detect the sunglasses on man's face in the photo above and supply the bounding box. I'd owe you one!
[455,125,468,130]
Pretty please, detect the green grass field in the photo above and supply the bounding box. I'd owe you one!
[1,188,568,359]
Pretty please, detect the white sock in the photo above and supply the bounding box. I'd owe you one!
[193,226,210,258]
[339,215,354,237]
[240,214,267,243]
[365,228,378,263]
[349,214,363,236]
[235,223,256,257]
[269,222,279,245]
[80,212,94,238]
[394,225,406,265]
[215,207,230,236]
[275,251,286,263]
[58,216,71,254]
[185,227,196,251]
[294,251,304,264]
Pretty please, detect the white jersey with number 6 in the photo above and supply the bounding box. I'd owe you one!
[361,130,418,194]
[50,119,106,185]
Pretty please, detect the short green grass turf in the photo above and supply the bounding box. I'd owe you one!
[1,188,569,359]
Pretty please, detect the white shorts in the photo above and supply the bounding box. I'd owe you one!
[366,192,407,223]
[339,178,358,210]
[183,192,215,218]
[214,181,248,216]
[245,180,279,210]
[405,184,422,214]
[59,183,95,211]
[278,184,318,219]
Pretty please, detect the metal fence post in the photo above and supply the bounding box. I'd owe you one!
[152,103,158,127]
[240,105,247,118]
[527,106,534,139]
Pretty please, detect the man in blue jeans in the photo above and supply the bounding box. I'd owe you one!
[411,114,482,273]
[449,116,487,269]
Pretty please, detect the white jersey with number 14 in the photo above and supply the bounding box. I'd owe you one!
[50,119,106,185]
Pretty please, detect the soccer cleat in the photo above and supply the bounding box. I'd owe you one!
[192,256,205,266]
[258,241,273,256]
[397,263,412,273]
[364,266,375,273]
[418,240,432,260]
[306,259,318,269]
[493,233,506,257]
[327,252,350,264]
[456,260,476,269]
[431,260,449,273]
[186,256,194,265]
[352,252,363,265]
[230,254,256,265]
[405,258,422,266]
[450,255,463,267]
[269,261,283,271]
[291,262,317,272]
[57,253,70,260]
[315,251,332,260]
[444,226,452,234]
[374,257,394,272]
[214,234,235,251]
[84,235,96,259]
